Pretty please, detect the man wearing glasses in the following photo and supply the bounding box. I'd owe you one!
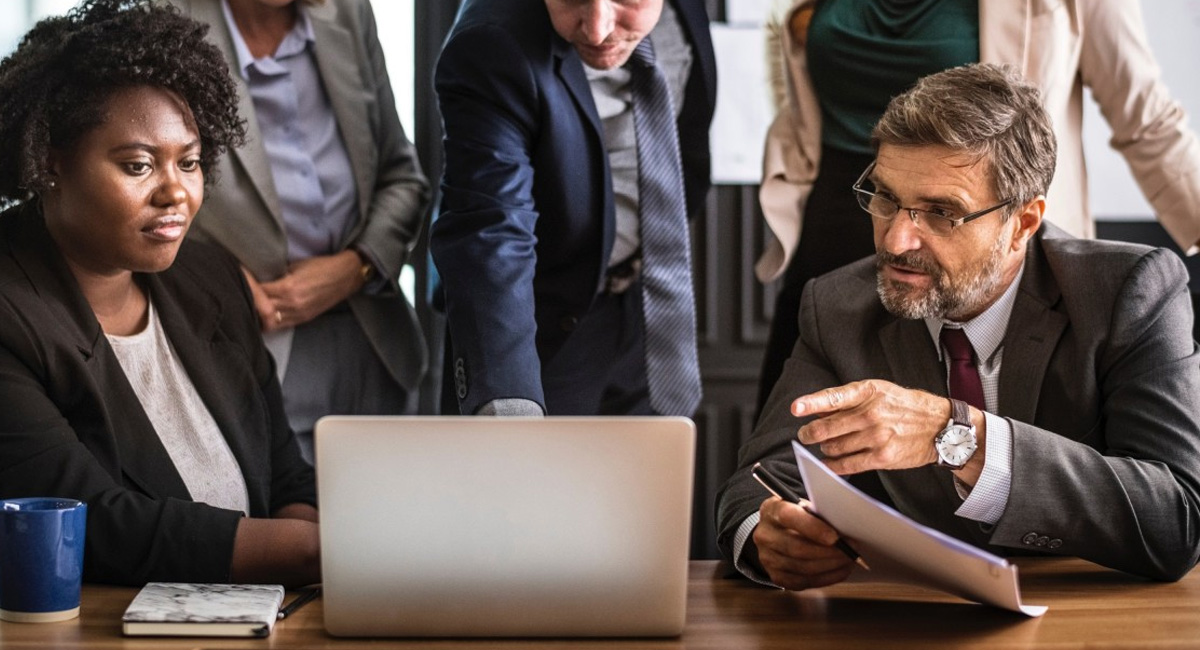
[717,63,1200,587]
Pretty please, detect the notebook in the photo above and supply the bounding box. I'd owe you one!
[314,416,696,637]
[122,583,284,637]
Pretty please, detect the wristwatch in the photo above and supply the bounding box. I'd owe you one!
[934,398,977,470]
[359,261,375,283]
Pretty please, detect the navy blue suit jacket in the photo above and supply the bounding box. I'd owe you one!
[432,0,716,415]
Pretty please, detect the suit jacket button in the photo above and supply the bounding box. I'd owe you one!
[1035,536,1049,547]
[1021,532,1039,545]
[1048,538,1063,549]
[454,358,468,399]
[560,315,579,332]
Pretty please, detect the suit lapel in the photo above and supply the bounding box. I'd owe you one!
[9,207,102,362]
[189,0,285,229]
[669,0,715,107]
[877,309,989,547]
[308,2,373,227]
[998,235,1067,423]
[551,36,614,276]
[552,39,603,143]
[879,316,943,396]
[146,269,266,508]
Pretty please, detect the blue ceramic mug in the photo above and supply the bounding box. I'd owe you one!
[0,498,87,623]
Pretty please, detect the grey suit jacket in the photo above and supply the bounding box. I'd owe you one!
[167,0,430,390]
[717,225,1200,581]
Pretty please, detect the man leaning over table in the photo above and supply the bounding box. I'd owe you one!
[716,62,1200,588]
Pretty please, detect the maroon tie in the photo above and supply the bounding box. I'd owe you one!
[940,327,985,410]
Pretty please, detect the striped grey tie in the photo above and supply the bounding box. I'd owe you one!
[628,38,701,417]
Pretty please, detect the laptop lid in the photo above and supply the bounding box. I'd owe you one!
[315,416,695,637]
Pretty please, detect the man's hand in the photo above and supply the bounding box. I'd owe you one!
[792,380,949,475]
[259,250,366,330]
[752,497,855,590]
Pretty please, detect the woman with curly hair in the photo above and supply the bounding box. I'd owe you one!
[0,0,319,586]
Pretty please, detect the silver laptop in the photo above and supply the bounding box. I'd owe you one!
[314,416,695,637]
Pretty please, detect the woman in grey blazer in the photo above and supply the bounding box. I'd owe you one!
[168,0,431,460]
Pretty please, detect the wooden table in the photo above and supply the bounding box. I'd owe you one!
[2,559,1197,648]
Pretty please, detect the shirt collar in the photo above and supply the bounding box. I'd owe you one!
[925,261,1026,363]
[221,0,315,79]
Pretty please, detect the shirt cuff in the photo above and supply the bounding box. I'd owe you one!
[476,398,545,416]
[955,411,1013,525]
[731,512,781,587]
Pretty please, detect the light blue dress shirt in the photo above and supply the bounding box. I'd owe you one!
[221,0,358,262]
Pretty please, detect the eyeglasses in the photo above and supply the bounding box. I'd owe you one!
[852,162,1015,237]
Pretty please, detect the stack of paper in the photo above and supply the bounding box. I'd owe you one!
[792,440,1047,616]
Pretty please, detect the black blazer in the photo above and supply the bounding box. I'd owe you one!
[432,0,717,414]
[0,203,315,586]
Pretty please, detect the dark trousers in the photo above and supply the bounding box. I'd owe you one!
[756,146,877,416]
[542,284,652,415]
[283,308,411,464]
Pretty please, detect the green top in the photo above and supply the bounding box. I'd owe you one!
[807,0,979,155]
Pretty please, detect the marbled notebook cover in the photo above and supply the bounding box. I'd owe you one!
[123,582,285,635]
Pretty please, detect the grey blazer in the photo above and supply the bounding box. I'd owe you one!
[167,0,430,390]
[717,225,1200,581]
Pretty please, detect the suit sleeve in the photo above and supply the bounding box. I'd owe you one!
[346,0,430,285]
[991,248,1200,580]
[1079,0,1200,251]
[431,24,546,414]
[224,254,317,514]
[715,277,836,562]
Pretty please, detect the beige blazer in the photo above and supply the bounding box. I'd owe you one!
[757,0,1200,282]
[166,0,430,390]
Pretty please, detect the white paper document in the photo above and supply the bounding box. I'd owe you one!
[791,441,1047,616]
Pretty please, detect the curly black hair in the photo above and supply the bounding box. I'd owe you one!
[0,0,245,206]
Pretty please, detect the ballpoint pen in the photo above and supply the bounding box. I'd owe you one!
[751,462,870,571]
[277,586,321,620]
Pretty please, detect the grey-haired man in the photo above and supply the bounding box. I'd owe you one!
[718,63,1200,587]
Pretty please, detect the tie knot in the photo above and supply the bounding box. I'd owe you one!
[940,327,975,363]
[629,38,656,69]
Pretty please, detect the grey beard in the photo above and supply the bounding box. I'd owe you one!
[875,234,1008,321]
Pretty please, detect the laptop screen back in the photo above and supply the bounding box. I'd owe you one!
[315,416,695,637]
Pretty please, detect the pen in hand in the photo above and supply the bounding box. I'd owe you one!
[277,586,321,620]
[751,462,870,571]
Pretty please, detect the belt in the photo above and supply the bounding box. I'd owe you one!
[604,254,643,295]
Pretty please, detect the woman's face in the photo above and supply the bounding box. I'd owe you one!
[44,85,203,278]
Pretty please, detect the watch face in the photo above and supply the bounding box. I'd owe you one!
[937,425,977,467]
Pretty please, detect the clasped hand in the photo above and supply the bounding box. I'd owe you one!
[242,250,367,332]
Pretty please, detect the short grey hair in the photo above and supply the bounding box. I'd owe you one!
[871,63,1057,212]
